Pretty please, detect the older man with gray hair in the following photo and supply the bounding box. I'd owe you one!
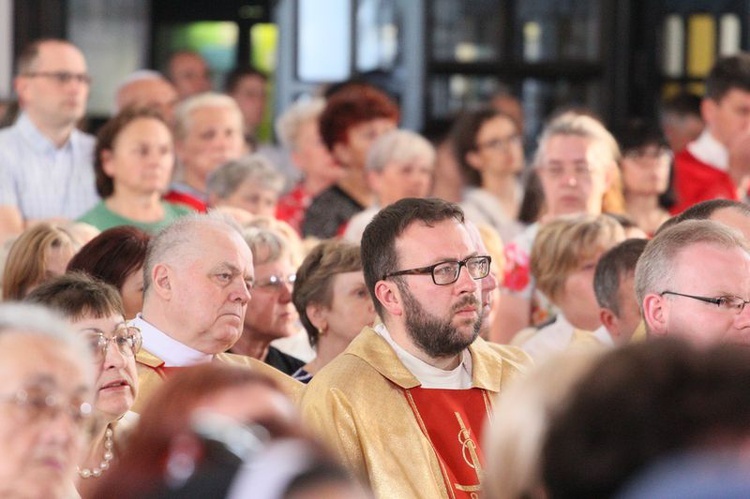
[635,219,750,346]
[130,212,301,412]
[0,302,95,498]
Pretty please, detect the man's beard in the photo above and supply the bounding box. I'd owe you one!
[399,282,482,359]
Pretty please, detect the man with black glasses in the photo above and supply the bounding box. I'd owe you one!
[0,39,98,243]
[636,219,750,346]
[301,197,530,499]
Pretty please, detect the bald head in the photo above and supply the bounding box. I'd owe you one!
[115,71,178,125]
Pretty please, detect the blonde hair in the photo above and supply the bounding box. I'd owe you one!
[2,223,76,301]
[476,223,505,284]
[531,214,625,304]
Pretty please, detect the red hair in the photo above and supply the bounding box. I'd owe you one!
[319,84,400,151]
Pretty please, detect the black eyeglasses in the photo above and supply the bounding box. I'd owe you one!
[382,255,491,286]
[23,71,92,85]
[660,291,750,313]
[79,326,142,362]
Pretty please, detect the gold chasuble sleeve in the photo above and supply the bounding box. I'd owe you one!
[133,349,303,413]
[300,327,532,499]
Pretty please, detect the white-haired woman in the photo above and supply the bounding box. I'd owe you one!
[164,92,247,212]
[275,98,342,234]
[342,129,435,242]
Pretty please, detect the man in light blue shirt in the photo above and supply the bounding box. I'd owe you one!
[0,39,99,243]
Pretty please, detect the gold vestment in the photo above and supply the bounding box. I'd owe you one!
[300,327,531,498]
[133,348,303,413]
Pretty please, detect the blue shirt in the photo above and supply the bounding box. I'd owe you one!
[0,113,99,220]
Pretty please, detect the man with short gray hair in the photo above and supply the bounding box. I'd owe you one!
[132,212,301,412]
[635,219,750,346]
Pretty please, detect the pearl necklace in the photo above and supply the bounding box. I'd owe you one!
[78,425,114,479]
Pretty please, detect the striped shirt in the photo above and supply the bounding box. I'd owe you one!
[0,113,99,220]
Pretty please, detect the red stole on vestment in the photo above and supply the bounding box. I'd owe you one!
[405,387,492,499]
[153,364,182,378]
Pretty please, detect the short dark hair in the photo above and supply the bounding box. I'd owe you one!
[543,338,750,498]
[25,272,124,321]
[16,38,71,74]
[223,65,267,94]
[451,107,518,187]
[676,198,750,222]
[67,226,150,292]
[593,238,648,315]
[361,198,464,316]
[660,91,702,121]
[318,84,400,152]
[705,53,750,102]
[615,118,668,153]
[94,107,169,198]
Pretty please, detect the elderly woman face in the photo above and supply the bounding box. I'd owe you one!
[0,334,93,499]
[102,116,175,196]
[317,271,375,343]
[371,155,434,207]
[70,312,140,422]
[176,106,246,186]
[219,180,279,218]
[244,256,299,343]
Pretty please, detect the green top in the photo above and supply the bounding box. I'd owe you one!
[77,200,194,233]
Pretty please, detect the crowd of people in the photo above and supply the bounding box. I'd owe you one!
[3,36,750,498]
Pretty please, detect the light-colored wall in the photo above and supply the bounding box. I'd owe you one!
[0,0,12,99]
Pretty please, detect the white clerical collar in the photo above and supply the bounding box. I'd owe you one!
[130,314,212,367]
[374,323,473,389]
[687,129,728,171]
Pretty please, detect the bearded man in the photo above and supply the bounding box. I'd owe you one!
[301,197,530,498]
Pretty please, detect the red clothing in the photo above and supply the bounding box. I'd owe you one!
[276,183,310,235]
[163,190,207,213]
[672,148,738,214]
[405,387,491,498]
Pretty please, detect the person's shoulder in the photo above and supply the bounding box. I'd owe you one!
[217,352,304,402]
[479,340,533,369]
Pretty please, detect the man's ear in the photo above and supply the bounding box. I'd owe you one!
[642,293,668,337]
[151,263,173,300]
[374,280,403,317]
[701,98,717,126]
[599,308,618,338]
[13,76,29,103]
